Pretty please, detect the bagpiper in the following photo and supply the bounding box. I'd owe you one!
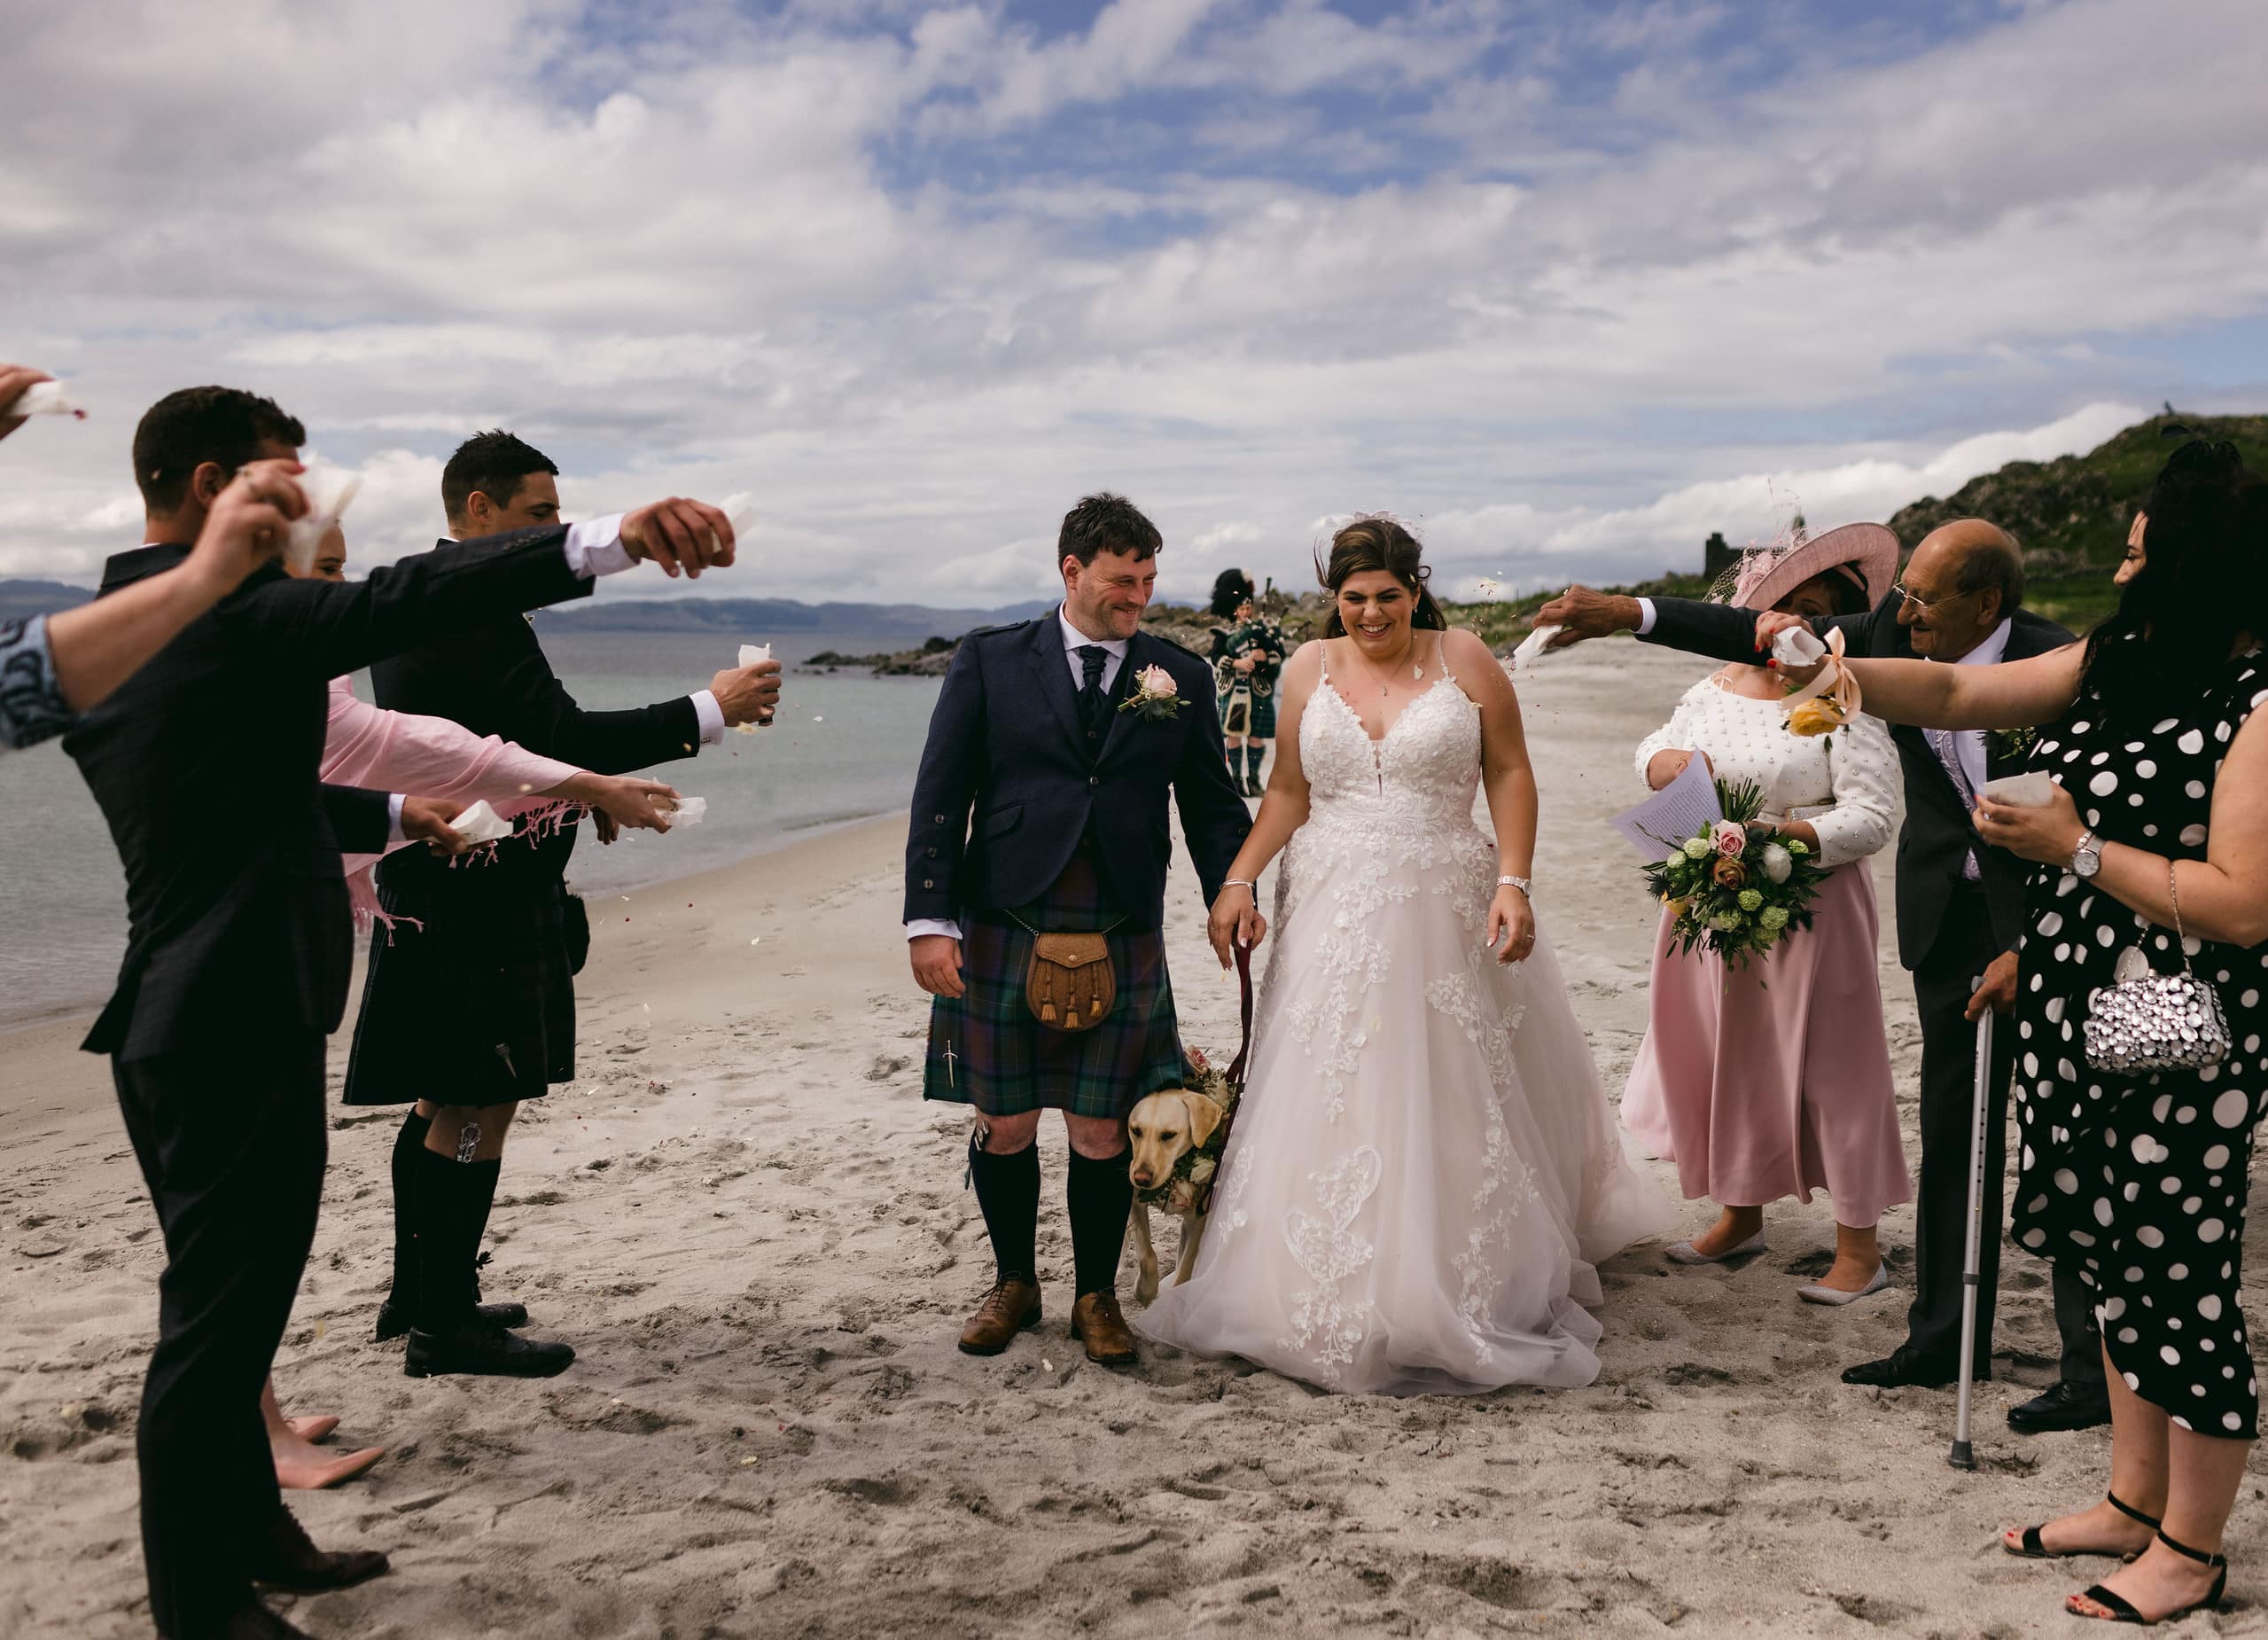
[1207,567,1287,796]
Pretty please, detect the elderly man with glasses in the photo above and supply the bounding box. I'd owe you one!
[1537,519,2107,1435]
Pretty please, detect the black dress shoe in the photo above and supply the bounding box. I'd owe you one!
[246,1505,390,1592]
[1841,1344,1984,1388]
[374,1296,529,1343]
[2008,1379,2112,1433]
[405,1318,575,1378]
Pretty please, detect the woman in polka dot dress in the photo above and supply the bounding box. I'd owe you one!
[1784,443,2268,1626]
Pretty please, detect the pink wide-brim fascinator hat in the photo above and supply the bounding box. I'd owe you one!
[1726,521,1900,613]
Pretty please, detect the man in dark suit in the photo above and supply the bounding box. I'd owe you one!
[0,361,303,752]
[64,387,742,1640]
[1538,518,2108,1433]
[343,430,781,1381]
[904,493,1254,1366]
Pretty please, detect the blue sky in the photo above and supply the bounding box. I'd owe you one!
[4,0,2264,605]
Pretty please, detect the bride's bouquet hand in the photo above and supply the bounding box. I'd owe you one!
[1487,886,1535,966]
[1208,884,1266,968]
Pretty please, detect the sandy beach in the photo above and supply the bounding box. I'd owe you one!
[3,636,2258,1640]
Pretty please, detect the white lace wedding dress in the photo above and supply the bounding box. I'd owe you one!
[1137,645,1672,1394]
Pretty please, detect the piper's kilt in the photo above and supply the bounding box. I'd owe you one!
[1215,681,1276,740]
[924,854,1184,1121]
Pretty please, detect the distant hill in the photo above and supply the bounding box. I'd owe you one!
[1463,407,2266,638]
[5,412,2250,646]
[1887,409,2267,629]
[530,594,1054,640]
[0,577,1055,662]
[0,578,92,623]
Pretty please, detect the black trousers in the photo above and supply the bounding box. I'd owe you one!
[113,1033,328,1637]
[1906,886,2103,1388]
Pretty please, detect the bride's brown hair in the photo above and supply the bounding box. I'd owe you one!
[1315,514,1448,637]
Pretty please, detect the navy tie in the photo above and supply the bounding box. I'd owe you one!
[1076,645,1109,742]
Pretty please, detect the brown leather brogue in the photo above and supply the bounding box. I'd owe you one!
[1070,1290,1138,1366]
[958,1277,1042,1355]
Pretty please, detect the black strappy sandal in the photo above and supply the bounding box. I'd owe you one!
[2069,1529,2229,1625]
[2006,1493,2162,1560]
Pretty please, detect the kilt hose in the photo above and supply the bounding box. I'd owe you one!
[924,852,1186,1121]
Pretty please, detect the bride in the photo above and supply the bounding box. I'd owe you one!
[1137,517,1672,1394]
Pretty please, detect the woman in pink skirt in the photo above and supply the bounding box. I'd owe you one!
[1623,523,1911,1302]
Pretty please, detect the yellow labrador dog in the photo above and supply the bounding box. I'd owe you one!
[1125,1088,1228,1305]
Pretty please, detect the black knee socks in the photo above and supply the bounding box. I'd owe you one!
[1065,1146,1134,1298]
[409,1147,503,1332]
[387,1111,433,1300]
[968,1139,1040,1285]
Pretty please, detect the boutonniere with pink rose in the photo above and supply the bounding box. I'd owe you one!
[1118,663,1186,722]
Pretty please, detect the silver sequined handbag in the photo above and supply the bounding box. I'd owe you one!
[2083,863,2232,1074]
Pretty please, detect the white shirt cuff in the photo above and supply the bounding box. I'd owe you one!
[562,513,631,578]
[386,793,407,845]
[906,918,963,941]
[1635,597,1657,636]
[691,689,726,745]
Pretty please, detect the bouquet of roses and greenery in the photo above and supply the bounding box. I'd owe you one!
[1641,778,1828,971]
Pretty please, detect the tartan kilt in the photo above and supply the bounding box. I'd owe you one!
[924,854,1184,1121]
[341,848,573,1108]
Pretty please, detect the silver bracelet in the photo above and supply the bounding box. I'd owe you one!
[1497,875,1532,900]
[1223,878,1259,893]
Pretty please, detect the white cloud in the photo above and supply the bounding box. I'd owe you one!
[2,0,2264,611]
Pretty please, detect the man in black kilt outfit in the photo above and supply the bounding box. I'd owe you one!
[906,494,1255,1363]
[343,432,781,1380]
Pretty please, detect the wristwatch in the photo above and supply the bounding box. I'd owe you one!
[2069,829,2102,879]
[1498,874,1532,900]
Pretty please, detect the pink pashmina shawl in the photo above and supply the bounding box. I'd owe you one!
[320,676,581,930]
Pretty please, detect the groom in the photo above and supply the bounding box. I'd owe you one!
[1538,519,2106,1433]
[905,493,1253,1364]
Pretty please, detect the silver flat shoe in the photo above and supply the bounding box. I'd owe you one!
[1666,1230,1767,1266]
[1797,1261,1890,1305]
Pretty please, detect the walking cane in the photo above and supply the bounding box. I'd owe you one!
[1949,994,1994,1471]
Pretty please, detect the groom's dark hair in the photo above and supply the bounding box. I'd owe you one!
[1059,492,1161,566]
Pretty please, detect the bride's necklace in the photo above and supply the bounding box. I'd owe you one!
[1346,629,1421,701]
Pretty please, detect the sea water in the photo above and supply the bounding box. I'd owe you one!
[0,632,943,1031]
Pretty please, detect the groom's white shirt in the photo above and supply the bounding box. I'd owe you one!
[905,604,1127,943]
